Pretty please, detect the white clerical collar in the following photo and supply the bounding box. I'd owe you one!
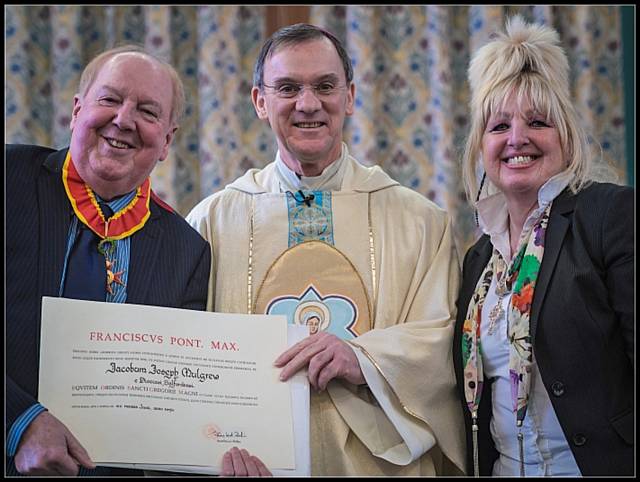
[275,143,348,193]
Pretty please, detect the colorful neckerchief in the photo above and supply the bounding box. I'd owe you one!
[62,151,151,241]
[461,204,550,475]
[62,151,151,296]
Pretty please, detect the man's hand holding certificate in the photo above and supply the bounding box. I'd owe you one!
[38,297,309,475]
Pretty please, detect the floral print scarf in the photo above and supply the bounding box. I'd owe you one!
[461,204,551,476]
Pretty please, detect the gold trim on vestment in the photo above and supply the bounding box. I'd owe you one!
[348,341,427,425]
[247,192,378,326]
[253,240,372,336]
[367,193,377,321]
[247,196,255,314]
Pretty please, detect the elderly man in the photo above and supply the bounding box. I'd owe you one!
[187,24,465,476]
[6,46,211,476]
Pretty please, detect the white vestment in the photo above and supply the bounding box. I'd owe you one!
[187,145,466,475]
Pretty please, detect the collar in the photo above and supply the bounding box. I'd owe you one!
[475,172,570,260]
[95,190,138,216]
[228,142,399,195]
[275,143,347,192]
[62,151,152,239]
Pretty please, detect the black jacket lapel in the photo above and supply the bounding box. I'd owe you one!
[126,203,163,304]
[460,235,494,311]
[39,148,72,297]
[530,190,575,339]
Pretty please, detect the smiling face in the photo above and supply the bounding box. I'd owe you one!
[69,52,177,200]
[251,38,355,176]
[481,92,567,207]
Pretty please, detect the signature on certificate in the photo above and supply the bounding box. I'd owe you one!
[203,423,248,442]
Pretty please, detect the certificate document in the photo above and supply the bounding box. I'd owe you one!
[38,297,309,474]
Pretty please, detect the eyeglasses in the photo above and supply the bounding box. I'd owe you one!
[262,81,349,100]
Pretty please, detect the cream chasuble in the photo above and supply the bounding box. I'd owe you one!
[187,144,465,475]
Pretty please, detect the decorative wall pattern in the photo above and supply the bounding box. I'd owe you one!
[5,5,626,252]
[311,5,627,251]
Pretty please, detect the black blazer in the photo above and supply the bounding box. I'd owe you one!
[453,182,634,476]
[6,144,211,439]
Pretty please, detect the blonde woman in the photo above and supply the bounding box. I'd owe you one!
[453,16,633,476]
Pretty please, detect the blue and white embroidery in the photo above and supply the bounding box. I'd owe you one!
[286,191,334,247]
[266,285,358,340]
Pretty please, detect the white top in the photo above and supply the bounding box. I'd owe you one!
[275,145,348,193]
[475,174,582,476]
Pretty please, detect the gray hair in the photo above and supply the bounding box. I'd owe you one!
[253,23,353,89]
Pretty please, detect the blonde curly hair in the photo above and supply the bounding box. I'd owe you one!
[462,16,601,205]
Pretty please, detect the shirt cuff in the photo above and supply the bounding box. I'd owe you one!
[7,403,47,456]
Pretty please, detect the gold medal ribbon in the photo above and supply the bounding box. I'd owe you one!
[62,151,151,240]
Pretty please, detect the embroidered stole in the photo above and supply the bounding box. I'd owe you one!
[253,190,373,340]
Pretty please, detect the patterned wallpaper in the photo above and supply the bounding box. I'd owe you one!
[5,5,627,252]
